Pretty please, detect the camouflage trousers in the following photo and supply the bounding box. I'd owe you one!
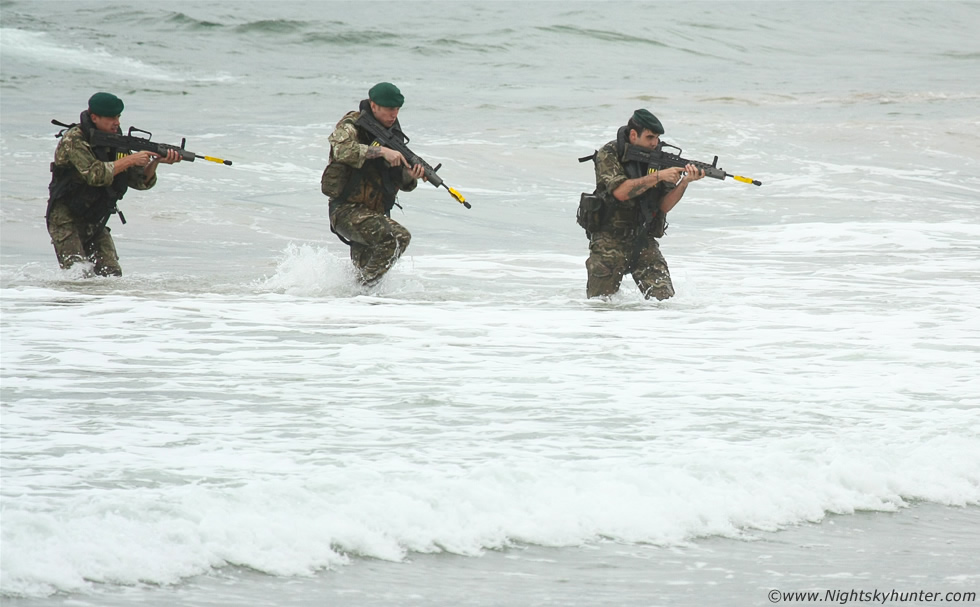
[46,202,122,277]
[329,202,411,285]
[585,230,674,300]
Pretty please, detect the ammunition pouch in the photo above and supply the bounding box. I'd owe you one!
[649,209,668,238]
[321,161,353,199]
[638,195,668,239]
[576,192,605,236]
[66,188,115,223]
[322,157,399,217]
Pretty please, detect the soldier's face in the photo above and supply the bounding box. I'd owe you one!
[91,114,120,133]
[370,102,400,128]
[630,128,661,150]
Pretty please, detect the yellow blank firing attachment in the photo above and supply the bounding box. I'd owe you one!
[733,175,762,186]
[201,155,233,166]
[447,186,471,209]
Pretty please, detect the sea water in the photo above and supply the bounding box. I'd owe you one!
[1,1,978,605]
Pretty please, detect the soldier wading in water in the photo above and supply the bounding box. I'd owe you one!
[321,82,427,285]
[583,109,705,300]
[46,92,181,276]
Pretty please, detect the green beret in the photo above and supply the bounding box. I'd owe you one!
[632,109,664,135]
[368,82,404,108]
[88,92,124,117]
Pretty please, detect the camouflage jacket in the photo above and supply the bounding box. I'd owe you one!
[594,139,667,237]
[321,108,417,216]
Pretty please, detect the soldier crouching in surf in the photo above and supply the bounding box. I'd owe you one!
[321,82,426,286]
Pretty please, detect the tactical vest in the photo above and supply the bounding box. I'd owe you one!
[321,99,405,217]
[47,111,130,225]
[617,126,668,238]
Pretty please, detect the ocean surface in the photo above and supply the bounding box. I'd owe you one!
[2,1,979,605]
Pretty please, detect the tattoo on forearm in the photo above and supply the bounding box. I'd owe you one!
[626,182,650,199]
[365,147,384,159]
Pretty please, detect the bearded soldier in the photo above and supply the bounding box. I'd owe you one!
[321,82,426,285]
[585,109,705,300]
[47,92,181,276]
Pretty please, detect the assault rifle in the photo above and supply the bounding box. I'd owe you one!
[354,112,470,208]
[623,142,761,186]
[51,120,233,166]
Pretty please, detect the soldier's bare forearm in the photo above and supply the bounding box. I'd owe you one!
[625,181,653,198]
[365,146,385,159]
[660,180,687,214]
[614,174,659,201]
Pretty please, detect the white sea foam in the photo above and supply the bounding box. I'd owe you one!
[0,28,234,83]
[3,222,979,596]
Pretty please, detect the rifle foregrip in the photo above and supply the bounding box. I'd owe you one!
[146,144,196,162]
[172,147,196,162]
[424,169,445,188]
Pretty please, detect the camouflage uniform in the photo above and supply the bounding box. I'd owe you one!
[586,140,675,300]
[322,105,417,285]
[47,119,155,276]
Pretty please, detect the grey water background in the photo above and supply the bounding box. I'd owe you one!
[2,1,980,605]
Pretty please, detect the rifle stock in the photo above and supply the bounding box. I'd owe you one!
[354,112,471,208]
